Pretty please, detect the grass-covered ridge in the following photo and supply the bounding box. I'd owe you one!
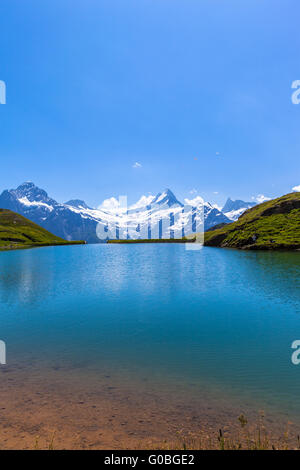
[0,209,85,250]
[204,192,300,250]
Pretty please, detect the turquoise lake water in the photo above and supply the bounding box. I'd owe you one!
[0,244,300,421]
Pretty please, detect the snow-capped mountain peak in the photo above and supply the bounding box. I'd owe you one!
[14,182,51,203]
[65,199,92,210]
[152,188,183,207]
[222,198,257,221]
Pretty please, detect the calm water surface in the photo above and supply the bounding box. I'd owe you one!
[0,245,299,420]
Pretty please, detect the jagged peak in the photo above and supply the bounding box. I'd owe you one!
[16,181,36,190]
[5,182,57,205]
[65,199,92,210]
[222,197,256,213]
[152,188,183,207]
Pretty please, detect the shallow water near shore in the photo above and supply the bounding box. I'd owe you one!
[0,244,299,447]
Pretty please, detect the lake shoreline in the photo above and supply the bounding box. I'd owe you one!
[0,240,85,252]
[0,359,298,450]
[107,239,299,251]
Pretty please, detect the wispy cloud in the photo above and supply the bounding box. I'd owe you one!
[132,162,142,168]
[252,194,271,203]
[189,188,197,195]
[292,185,300,192]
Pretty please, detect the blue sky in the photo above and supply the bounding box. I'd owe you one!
[0,0,299,207]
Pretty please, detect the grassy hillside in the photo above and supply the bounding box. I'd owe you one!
[204,192,300,250]
[0,209,85,250]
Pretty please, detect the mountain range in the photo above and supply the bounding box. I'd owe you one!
[0,182,256,243]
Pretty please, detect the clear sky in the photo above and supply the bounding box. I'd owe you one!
[0,0,299,208]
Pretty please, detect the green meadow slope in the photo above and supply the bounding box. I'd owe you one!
[0,209,84,250]
[204,192,300,250]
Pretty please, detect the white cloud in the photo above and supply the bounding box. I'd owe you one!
[292,185,300,192]
[213,191,219,195]
[130,194,155,209]
[253,194,271,203]
[189,189,197,195]
[184,196,204,207]
[98,197,121,212]
[132,162,142,168]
